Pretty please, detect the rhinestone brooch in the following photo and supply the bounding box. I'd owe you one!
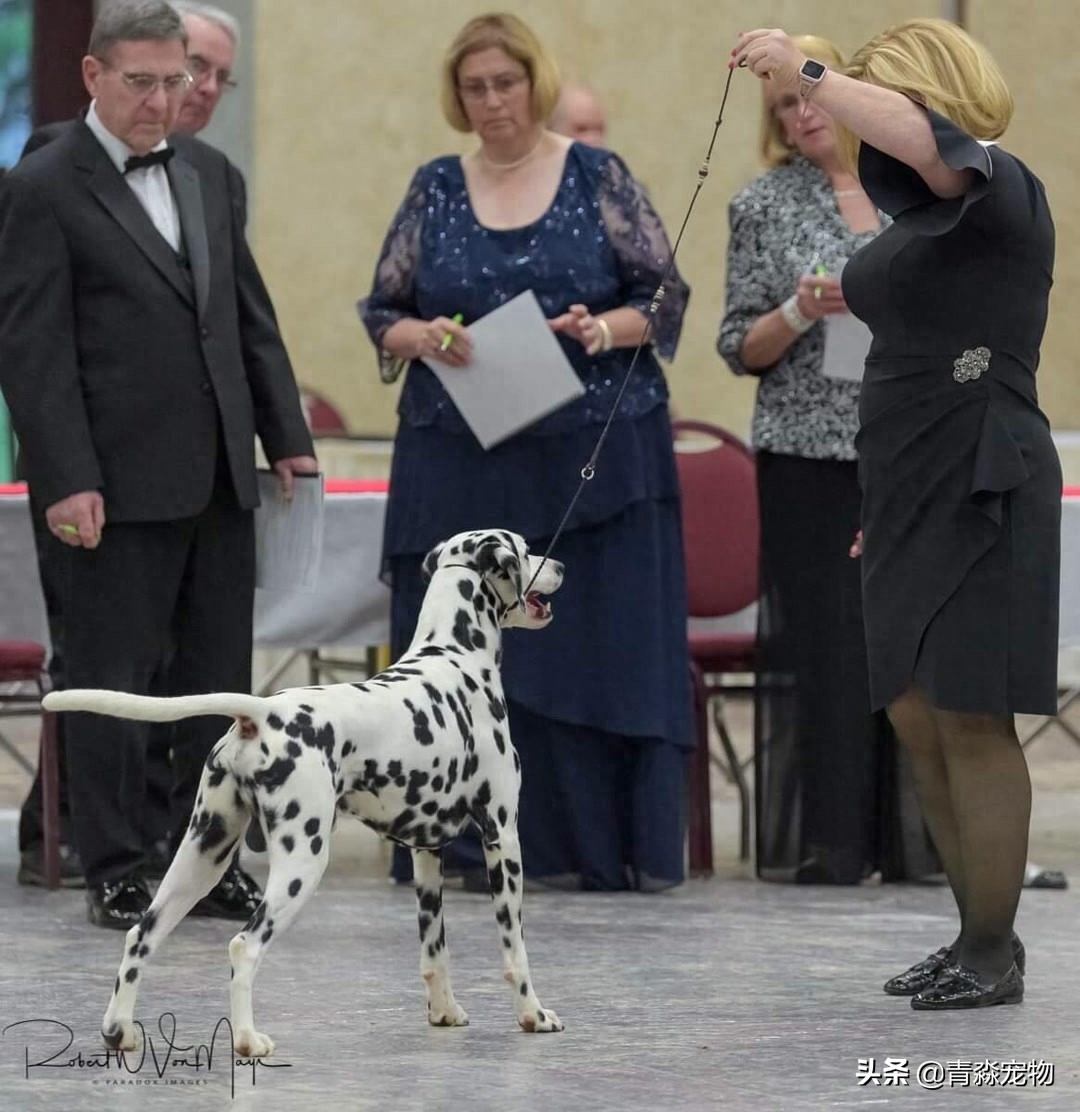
[953,346,990,383]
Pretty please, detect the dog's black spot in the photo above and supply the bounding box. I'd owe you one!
[418,889,441,916]
[283,800,301,821]
[191,810,228,853]
[213,839,238,866]
[472,629,487,650]
[482,669,492,683]
[305,722,336,762]
[430,774,444,792]
[288,878,302,898]
[114,977,120,994]
[495,904,513,930]
[452,609,475,652]
[488,694,507,721]
[475,780,492,808]
[488,861,504,895]
[246,901,267,934]
[493,729,506,755]
[137,908,157,939]
[446,759,458,790]
[286,740,302,759]
[259,741,269,756]
[341,740,354,758]
[508,875,517,894]
[418,913,432,939]
[461,539,475,554]
[386,759,403,779]
[513,750,521,774]
[421,800,439,816]
[253,757,296,793]
[418,645,446,657]
[498,805,509,827]
[267,714,284,730]
[304,817,320,836]
[233,788,245,811]
[462,673,479,693]
[125,968,139,983]
[263,806,278,833]
[432,756,440,768]
[430,704,446,729]
[457,578,474,601]
[299,703,314,713]
[413,712,433,747]
[405,770,430,806]
[310,836,323,855]
[506,858,521,876]
[261,926,273,944]
[389,809,416,838]
[205,751,228,789]
[462,753,479,780]
[422,682,444,705]
[520,982,529,996]
[281,834,295,853]
[128,943,139,956]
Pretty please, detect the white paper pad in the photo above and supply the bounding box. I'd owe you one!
[419,290,584,450]
[254,470,325,592]
[822,312,873,382]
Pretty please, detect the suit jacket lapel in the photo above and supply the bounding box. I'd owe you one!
[70,121,200,311]
[167,155,211,319]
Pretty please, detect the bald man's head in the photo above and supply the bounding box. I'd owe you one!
[550,83,607,147]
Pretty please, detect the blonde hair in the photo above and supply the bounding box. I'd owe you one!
[838,18,1013,169]
[439,12,561,134]
[760,35,846,168]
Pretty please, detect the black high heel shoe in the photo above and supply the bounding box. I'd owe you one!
[910,962,1024,1010]
[883,933,1025,996]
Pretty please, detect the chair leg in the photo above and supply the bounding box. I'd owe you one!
[688,662,714,877]
[39,704,61,891]
[710,697,752,862]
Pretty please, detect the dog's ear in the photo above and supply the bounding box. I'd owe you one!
[477,534,526,608]
[421,542,445,583]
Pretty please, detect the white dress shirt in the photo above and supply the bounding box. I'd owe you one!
[86,101,181,252]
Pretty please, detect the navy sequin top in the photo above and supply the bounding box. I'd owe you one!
[360,142,688,436]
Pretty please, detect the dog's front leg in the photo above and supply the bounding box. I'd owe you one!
[412,848,469,1027]
[482,829,563,1032]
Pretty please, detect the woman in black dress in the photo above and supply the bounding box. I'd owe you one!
[733,19,1060,1009]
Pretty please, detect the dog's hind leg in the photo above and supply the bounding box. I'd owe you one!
[227,798,333,1057]
[102,754,248,1052]
[481,825,564,1032]
[411,848,469,1027]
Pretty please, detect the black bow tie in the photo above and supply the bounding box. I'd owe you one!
[123,148,174,175]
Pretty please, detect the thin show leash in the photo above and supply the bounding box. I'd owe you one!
[524,65,739,596]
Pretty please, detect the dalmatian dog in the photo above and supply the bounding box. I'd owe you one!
[43,529,564,1056]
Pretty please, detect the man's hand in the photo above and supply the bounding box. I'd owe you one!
[46,490,105,549]
[272,455,319,502]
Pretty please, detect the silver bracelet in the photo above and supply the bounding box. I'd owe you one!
[779,295,814,335]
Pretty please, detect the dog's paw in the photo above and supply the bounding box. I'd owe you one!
[102,1020,138,1052]
[518,1006,564,1033]
[234,1028,275,1057]
[427,1002,469,1027]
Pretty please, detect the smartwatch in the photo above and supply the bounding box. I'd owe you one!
[798,58,827,99]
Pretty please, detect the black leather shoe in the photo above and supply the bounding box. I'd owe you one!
[911,962,1024,1010]
[884,934,1025,995]
[18,844,86,889]
[87,875,152,930]
[190,862,263,920]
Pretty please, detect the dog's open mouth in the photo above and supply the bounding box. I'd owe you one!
[524,592,552,620]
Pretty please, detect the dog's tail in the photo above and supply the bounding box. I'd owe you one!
[42,689,269,724]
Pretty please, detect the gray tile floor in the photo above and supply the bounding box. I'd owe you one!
[0,810,1078,1111]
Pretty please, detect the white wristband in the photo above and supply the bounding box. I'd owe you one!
[779,295,814,335]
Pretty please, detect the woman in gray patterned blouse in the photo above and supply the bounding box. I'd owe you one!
[718,35,909,885]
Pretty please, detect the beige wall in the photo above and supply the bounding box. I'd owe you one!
[251,0,1075,440]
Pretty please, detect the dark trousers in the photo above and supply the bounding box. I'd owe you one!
[45,477,254,886]
[19,501,172,854]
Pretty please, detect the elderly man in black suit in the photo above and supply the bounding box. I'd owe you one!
[0,0,317,928]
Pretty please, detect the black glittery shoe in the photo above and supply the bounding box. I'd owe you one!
[910,962,1024,1010]
[883,934,1025,996]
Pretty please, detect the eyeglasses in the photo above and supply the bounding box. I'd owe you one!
[457,73,528,103]
[187,53,238,91]
[98,61,194,99]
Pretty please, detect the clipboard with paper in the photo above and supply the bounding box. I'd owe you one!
[254,470,325,592]
[419,290,585,450]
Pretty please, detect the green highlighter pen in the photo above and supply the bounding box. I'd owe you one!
[440,313,465,352]
[813,263,828,300]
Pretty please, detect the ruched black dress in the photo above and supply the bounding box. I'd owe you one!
[843,110,1061,715]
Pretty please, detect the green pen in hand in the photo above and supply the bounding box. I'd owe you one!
[813,264,828,300]
[440,313,465,352]
[57,524,80,536]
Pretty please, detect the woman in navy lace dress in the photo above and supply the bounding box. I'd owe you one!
[359,13,691,891]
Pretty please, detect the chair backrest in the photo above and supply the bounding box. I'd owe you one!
[300,389,349,437]
[673,419,759,619]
